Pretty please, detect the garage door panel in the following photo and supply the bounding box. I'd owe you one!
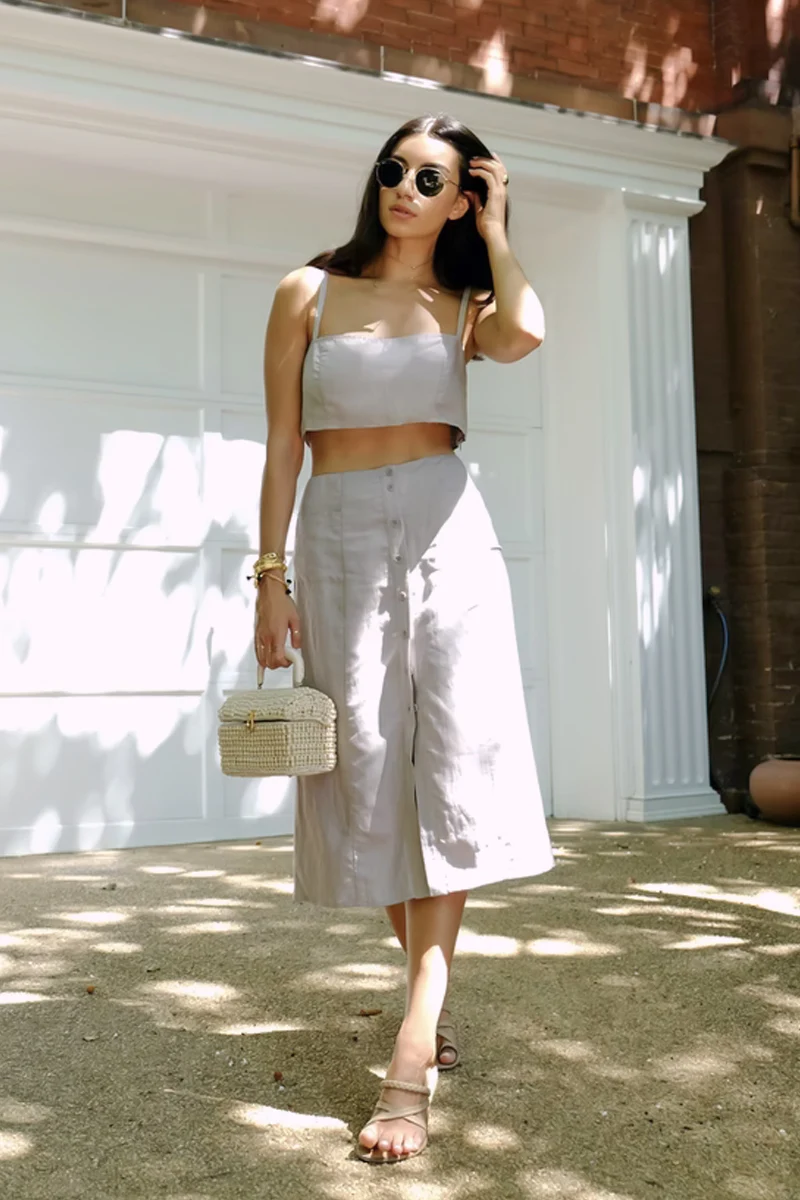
[0,696,205,854]
[524,680,552,816]
[205,408,267,543]
[462,427,544,549]
[0,394,203,542]
[220,273,281,398]
[213,548,260,687]
[467,353,543,427]
[505,553,548,679]
[208,407,312,546]
[0,547,206,693]
[0,241,203,391]
[222,774,295,823]
[226,189,353,257]
[0,154,211,239]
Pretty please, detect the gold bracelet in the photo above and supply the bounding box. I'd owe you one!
[248,552,287,589]
[253,552,287,575]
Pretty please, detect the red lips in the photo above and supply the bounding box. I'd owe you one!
[390,204,416,217]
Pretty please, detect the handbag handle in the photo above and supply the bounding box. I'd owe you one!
[256,646,305,689]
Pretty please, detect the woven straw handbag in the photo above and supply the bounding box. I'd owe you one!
[218,649,337,778]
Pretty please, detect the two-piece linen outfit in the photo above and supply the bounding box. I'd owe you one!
[293,273,554,907]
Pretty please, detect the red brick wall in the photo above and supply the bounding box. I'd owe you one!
[691,110,800,802]
[714,0,800,102]
[689,167,739,796]
[51,0,800,111]
[196,0,719,110]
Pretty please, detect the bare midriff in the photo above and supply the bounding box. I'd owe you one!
[308,422,455,476]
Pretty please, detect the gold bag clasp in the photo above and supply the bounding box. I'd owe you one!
[246,710,256,733]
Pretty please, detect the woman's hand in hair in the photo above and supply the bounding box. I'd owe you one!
[466,155,509,243]
[465,154,545,364]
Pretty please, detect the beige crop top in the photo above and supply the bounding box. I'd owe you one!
[301,273,470,444]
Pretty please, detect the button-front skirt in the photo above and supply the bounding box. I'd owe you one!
[293,452,554,908]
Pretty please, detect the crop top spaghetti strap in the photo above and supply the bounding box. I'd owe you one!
[301,273,470,446]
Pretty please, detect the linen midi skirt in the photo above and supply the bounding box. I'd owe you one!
[293,452,554,908]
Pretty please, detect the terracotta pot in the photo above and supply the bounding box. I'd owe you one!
[749,758,800,826]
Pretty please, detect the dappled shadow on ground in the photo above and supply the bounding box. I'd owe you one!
[0,814,798,1199]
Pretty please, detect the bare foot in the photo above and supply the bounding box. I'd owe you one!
[358,1042,436,1163]
[437,1041,457,1067]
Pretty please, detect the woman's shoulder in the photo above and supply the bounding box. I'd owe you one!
[275,265,327,303]
[269,267,327,327]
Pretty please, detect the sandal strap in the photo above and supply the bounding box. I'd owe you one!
[437,1010,459,1055]
[380,1078,430,1097]
[369,1100,428,1128]
[369,1082,431,1130]
[437,1005,455,1028]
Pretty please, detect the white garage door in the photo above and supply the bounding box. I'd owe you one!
[0,148,550,856]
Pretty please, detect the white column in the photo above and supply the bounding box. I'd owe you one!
[615,196,719,821]
[536,190,621,822]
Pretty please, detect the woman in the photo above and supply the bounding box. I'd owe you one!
[253,113,554,1164]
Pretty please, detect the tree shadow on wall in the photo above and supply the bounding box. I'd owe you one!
[0,384,294,856]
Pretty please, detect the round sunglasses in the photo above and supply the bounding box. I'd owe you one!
[375,157,460,199]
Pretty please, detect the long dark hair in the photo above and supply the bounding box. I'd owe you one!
[307,114,507,298]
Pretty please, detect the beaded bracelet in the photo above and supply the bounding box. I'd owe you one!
[260,571,292,596]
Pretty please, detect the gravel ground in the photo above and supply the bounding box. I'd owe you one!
[0,813,798,1200]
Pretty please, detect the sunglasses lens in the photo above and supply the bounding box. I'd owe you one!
[376,159,404,188]
[416,168,445,197]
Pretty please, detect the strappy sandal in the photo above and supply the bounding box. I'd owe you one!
[356,1077,432,1164]
[436,1007,460,1070]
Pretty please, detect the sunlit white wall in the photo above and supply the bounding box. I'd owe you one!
[0,158,336,855]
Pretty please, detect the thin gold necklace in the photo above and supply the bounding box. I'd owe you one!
[375,248,435,280]
[369,270,436,291]
[385,250,433,271]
